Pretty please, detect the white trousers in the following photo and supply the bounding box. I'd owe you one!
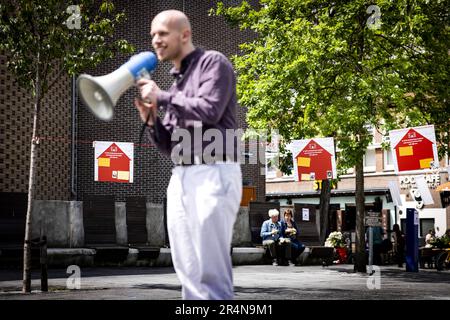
[167,163,242,300]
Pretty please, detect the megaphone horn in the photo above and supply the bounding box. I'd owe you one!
[77,52,158,121]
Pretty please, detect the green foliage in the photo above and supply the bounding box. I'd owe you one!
[213,0,449,173]
[0,0,135,97]
[429,234,450,249]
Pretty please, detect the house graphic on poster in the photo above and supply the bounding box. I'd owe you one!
[97,143,131,183]
[393,128,435,172]
[295,140,333,181]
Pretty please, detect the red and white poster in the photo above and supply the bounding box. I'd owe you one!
[94,141,134,183]
[389,125,438,173]
[288,137,336,182]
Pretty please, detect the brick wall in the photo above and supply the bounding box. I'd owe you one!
[0,1,265,203]
[76,0,265,203]
[0,54,71,200]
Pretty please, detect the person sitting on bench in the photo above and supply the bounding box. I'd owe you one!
[260,209,291,266]
[281,209,305,265]
[425,229,436,248]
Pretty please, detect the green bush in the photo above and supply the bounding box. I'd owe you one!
[429,235,450,248]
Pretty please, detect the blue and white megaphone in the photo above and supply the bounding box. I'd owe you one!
[77,52,158,121]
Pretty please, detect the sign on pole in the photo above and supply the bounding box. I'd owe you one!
[389,125,438,173]
[364,211,382,227]
[288,137,337,182]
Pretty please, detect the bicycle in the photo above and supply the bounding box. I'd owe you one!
[435,248,450,271]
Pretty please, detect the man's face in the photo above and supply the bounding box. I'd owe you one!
[150,18,183,62]
[271,215,278,223]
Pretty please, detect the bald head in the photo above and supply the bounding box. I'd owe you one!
[150,10,195,68]
[152,10,191,34]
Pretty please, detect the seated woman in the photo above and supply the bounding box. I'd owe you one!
[281,209,305,265]
[425,229,436,248]
[260,209,291,266]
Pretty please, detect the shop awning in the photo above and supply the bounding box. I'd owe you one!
[436,181,450,192]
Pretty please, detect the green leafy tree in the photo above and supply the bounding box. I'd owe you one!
[0,0,134,292]
[213,0,449,272]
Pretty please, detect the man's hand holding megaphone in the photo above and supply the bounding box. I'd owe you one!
[134,79,160,126]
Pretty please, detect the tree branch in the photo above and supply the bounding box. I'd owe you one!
[375,34,425,57]
[46,67,65,92]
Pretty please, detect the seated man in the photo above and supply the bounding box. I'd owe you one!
[260,209,291,266]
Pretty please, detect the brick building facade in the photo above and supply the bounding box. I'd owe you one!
[0,55,72,200]
[0,1,266,206]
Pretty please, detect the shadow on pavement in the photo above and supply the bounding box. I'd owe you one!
[0,267,176,282]
[330,266,450,284]
[132,283,181,291]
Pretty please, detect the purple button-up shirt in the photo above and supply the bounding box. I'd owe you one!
[146,48,239,165]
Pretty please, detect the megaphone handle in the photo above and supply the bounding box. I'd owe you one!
[139,109,154,145]
[138,100,160,145]
[136,74,159,145]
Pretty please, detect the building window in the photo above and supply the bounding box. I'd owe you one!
[383,149,394,171]
[265,155,277,179]
[363,149,376,172]
[265,150,294,180]
[282,159,294,178]
[364,124,376,145]
[400,218,435,238]
[420,218,435,238]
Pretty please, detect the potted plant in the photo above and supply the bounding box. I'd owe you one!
[325,231,348,263]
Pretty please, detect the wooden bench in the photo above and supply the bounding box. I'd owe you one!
[83,195,129,264]
[248,202,280,245]
[126,197,160,260]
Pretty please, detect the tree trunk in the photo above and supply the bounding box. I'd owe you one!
[22,100,40,292]
[319,179,331,245]
[353,154,367,273]
[23,53,41,293]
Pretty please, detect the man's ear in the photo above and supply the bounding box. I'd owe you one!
[181,28,191,44]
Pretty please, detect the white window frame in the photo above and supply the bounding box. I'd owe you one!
[265,153,278,179]
[345,167,355,175]
[363,148,376,173]
[383,148,395,171]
